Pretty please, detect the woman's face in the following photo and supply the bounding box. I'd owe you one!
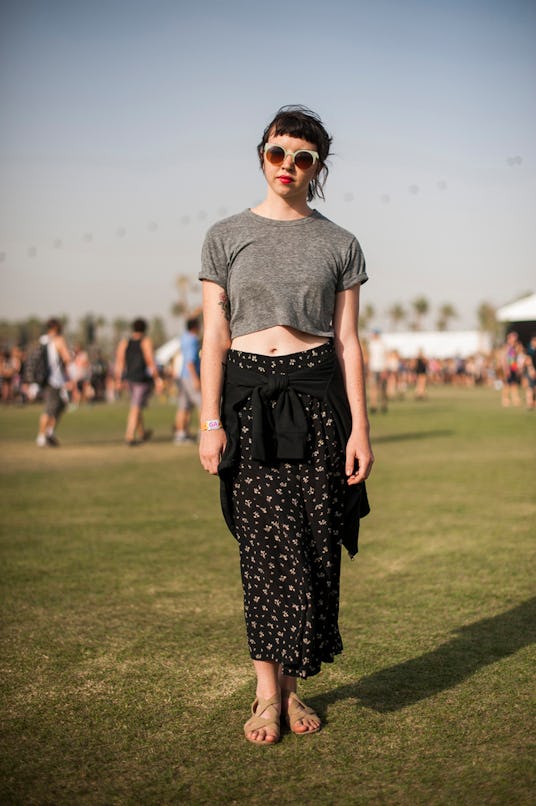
[261,130,320,202]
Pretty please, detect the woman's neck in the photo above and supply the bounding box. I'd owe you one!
[251,195,313,221]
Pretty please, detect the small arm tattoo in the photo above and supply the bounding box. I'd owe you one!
[218,291,231,321]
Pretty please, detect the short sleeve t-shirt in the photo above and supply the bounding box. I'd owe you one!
[199,209,367,339]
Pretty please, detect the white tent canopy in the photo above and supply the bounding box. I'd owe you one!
[379,330,492,359]
[155,337,181,366]
[496,293,536,323]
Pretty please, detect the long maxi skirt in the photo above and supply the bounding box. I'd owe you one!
[227,344,346,678]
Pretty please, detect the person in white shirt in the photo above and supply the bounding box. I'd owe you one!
[367,330,388,412]
[36,318,72,447]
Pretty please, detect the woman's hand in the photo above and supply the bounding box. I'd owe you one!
[199,429,227,475]
[345,430,374,485]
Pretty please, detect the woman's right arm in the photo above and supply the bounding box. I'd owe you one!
[199,280,231,474]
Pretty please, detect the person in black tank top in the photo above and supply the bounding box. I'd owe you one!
[125,338,148,383]
[114,318,163,445]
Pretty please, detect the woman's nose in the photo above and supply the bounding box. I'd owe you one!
[282,154,295,169]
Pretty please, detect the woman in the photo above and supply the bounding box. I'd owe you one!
[199,106,374,745]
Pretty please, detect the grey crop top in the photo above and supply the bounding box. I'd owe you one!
[199,209,368,339]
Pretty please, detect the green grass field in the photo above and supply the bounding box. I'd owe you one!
[1,387,534,805]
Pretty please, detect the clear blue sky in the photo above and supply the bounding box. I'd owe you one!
[1,0,534,332]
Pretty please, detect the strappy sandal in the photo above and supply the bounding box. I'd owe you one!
[243,694,281,745]
[285,691,321,735]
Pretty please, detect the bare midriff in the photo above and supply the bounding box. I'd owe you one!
[231,325,329,356]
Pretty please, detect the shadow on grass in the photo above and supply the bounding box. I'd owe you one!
[373,429,453,444]
[316,597,536,714]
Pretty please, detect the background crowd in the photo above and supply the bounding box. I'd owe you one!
[363,330,536,412]
[0,321,535,421]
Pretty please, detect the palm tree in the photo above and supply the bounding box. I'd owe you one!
[112,318,129,347]
[93,315,106,344]
[172,274,200,321]
[360,303,376,332]
[24,316,46,344]
[173,274,190,318]
[387,303,406,331]
[477,302,497,334]
[150,317,168,348]
[410,297,429,331]
[0,320,19,346]
[436,303,458,331]
[77,314,106,346]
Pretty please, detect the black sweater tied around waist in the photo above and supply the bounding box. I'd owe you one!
[217,345,370,558]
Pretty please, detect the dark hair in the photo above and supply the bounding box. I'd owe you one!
[132,318,147,333]
[257,105,333,201]
[46,317,62,334]
[186,316,199,331]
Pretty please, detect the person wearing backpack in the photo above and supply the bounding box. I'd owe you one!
[36,318,72,447]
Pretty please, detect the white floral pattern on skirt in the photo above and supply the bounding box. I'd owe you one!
[228,345,345,678]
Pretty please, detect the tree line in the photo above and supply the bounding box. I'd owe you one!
[0,275,202,353]
[0,315,171,353]
[0,277,502,353]
[360,297,500,340]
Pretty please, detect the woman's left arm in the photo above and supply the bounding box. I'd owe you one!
[333,286,374,485]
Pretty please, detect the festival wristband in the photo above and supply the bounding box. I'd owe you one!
[200,419,223,432]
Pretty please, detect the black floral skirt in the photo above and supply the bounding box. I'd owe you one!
[227,344,345,678]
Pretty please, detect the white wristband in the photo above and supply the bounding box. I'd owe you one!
[200,418,223,432]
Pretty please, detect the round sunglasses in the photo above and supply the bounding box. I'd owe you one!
[263,143,319,171]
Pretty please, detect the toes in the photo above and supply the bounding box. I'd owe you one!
[292,717,320,734]
[247,728,278,744]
